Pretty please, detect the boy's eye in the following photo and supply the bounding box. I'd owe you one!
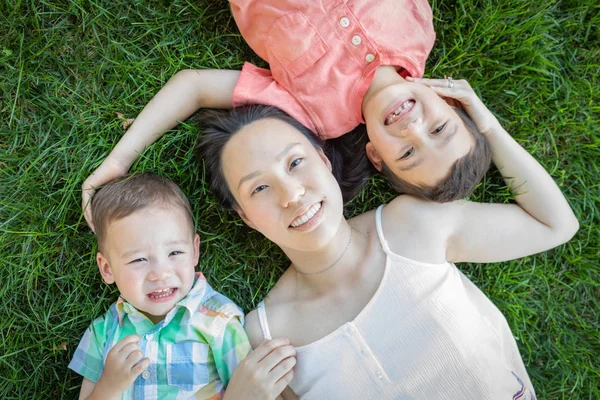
[431,122,447,135]
[170,251,183,256]
[399,147,414,160]
[128,258,147,264]
[290,158,302,169]
[252,185,267,194]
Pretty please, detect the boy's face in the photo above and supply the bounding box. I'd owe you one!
[97,204,199,324]
[363,79,473,186]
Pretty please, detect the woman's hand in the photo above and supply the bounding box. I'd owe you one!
[82,157,129,232]
[407,77,499,136]
[223,338,296,400]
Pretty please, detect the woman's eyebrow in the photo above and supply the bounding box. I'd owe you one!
[238,142,302,188]
[238,170,262,189]
[276,142,301,161]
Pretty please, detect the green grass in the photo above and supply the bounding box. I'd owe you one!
[1,0,598,398]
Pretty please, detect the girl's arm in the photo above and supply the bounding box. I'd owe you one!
[82,69,240,230]
[407,78,579,263]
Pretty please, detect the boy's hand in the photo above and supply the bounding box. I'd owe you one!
[223,338,296,400]
[94,335,150,397]
[82,158,129,232]
[407,77,500,136]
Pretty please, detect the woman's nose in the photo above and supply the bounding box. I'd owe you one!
[279,181,305,208]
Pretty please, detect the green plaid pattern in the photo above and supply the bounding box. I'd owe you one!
[69,273,251,399]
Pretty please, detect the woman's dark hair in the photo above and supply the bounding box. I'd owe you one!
[381,107,492,202]
[195,105,372,209]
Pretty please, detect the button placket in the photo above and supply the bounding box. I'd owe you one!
[348,324,391,384]
[334,9,377,65]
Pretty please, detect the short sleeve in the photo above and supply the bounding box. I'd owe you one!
[210,315,251,387]
[68,317,109,383]
[233,62,318,134]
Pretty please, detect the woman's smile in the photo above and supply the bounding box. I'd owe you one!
[289,201,324,230]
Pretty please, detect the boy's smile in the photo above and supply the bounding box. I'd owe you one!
[96,204,200,324]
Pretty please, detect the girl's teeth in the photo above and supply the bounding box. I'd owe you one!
[291,202,322,227]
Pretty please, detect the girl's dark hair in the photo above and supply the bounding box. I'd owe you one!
[195,105,372,209]
[381,107,492,202]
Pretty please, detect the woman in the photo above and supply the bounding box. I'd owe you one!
[205,79,577,399]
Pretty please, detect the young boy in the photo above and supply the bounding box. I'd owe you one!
[69,173,251,399]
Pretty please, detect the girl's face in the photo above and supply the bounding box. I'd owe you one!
[222,118,345,252]
[363,79,474,186]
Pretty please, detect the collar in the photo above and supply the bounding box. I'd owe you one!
[115,272,208,327]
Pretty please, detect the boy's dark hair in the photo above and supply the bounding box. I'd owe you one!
[91,172,194,251]
[381,107,492,201]
[195,105,371,209]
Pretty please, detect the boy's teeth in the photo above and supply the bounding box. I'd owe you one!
[386,100,414,125]
[291,202,322,228]
[149,288,174,298]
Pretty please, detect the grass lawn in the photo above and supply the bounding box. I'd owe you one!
[1,0,598,398]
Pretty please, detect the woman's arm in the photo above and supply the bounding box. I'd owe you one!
[407,78,579,263]
[82,69,240,230]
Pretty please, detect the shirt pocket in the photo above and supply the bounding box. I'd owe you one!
[266,12,329,79]
[166,342,210,393]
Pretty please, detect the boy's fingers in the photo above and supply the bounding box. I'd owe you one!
[249,339,291,364]
[114,335,141,352]
[259,345,296,373]
[120,342,142,358]
[131,358,150,375]
[274,369,295,396]
[269,356,296,382]
[126,350,145,365]
[406,76,450,86]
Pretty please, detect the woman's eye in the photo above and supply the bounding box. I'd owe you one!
[400,147,414,160]
[252,185,267,194]
[290,158,302,169]
[431,122,447,135]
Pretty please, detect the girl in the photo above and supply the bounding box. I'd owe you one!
[199,78,578,399]
[82,0,492,229]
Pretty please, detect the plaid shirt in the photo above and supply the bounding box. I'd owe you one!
[69,273,251,400]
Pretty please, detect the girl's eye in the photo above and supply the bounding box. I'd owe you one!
[170,251,183,256]
[400,147,414,160]
[431,122,447,135]
[290,158,302,169]
[252,185,267,194]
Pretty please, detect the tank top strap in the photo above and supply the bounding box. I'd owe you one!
[256,300,273,340]
[375,204,392,254]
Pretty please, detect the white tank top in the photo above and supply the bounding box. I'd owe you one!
[256,205,536,399]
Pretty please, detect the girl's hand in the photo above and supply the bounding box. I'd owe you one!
[407,77,499,136]
[82,158,129,232]
[224,338,296,400]
[94,335,150,397]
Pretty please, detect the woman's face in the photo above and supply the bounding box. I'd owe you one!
[363,79,474,186]
[221,118,345,252]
